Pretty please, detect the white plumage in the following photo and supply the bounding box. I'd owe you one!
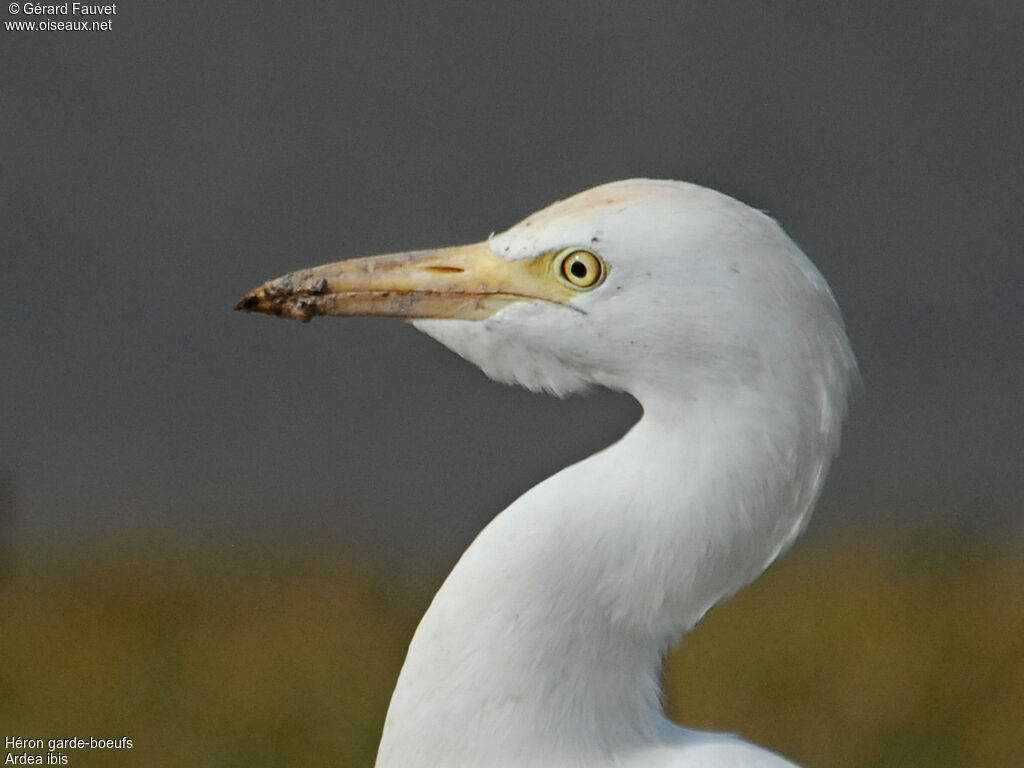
[239,179,857,767]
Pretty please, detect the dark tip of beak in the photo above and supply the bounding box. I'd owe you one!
[235,294,261,312]
[233,280,322,322]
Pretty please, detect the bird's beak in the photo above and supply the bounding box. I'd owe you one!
[236,242,577,322]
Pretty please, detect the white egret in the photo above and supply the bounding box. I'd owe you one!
[238,179,857,767]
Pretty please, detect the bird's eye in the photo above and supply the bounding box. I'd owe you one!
[556,248,605,290]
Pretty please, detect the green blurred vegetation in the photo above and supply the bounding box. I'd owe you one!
[1,534,1021,767]
[666,537,1024,767]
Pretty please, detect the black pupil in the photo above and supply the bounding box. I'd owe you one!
[570,259,589,279]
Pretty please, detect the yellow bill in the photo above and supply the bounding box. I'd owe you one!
[235,242,595,322]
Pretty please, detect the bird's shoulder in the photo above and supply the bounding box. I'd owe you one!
[619,728,801,768]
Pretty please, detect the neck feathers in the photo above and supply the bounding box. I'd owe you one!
[377,372,845,767]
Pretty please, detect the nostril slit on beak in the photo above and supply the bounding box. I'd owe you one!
[424,266,465,273]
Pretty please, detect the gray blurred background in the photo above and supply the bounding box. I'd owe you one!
[3,1,1021,572]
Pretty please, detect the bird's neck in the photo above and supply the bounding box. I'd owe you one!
[376,389,826,768]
